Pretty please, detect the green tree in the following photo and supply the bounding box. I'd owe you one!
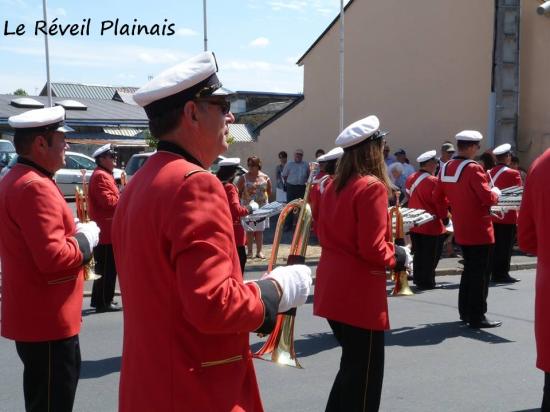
[13,88,28,96]
[143,129,158,149]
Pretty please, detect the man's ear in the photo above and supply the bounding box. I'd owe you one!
[183,100,198,123]
[33,134,48,152]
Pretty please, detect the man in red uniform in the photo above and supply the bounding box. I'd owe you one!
[405,150,448,289]
[435,130,501,328]
[489,143,522,283]
[112,51,312,412]
[0,106,100,411]
[517,149,550,411]
[89,143,122,312]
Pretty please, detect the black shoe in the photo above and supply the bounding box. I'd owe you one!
[491,276,520,284]
[468,317,502,329]
[96,303,122,313]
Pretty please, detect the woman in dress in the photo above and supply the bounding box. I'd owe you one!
[237,155,272,259]
[315,115,411,412]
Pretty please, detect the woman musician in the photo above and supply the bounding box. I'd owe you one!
[314,115,411,411]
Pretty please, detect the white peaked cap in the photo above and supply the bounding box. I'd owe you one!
[455,130,483,142]
[317,147,344,162]
[8,105,74,132]
[493,143,512,156]
[335,115,389,149]
[218,157,241,167]
[417,150,437,163]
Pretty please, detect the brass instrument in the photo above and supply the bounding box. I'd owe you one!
[388,191,414,296]
[254,162,318,368]
[75,169,101,281]
[120,170,127,188]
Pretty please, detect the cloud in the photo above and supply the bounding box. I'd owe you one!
[176,27,199,37]
[249,37,270,48]
[268,1,307,11]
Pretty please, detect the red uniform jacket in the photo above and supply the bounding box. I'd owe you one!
[223,182,248,247]
[435,158,498,245]
[315,175,396,331]
[88,167,119,244]
[112,149,278,412]
[0,163,84,341]
[489,164,522,225]
[517,148,550,372]
[405,171,446,236]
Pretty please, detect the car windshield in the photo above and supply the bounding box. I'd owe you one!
[0,141,15,152]
[65,154,96,170]
[0,151,16,166]
[126,155,150,175]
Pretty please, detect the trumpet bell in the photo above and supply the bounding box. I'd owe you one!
[391,271,414,296]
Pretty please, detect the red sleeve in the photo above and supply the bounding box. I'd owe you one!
[356,180,396,268]
[433,178,449,220]
[90,172,119,211]
[18,180,83,280]
[224,183,249,220]
[517,169,537,255]
[168,173,266,334]
[470,165,499,206]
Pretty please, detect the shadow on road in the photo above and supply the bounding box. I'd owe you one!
[387,321,513,346]
[81,356,121,379]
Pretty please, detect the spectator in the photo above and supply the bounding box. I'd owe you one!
[394,148,415,178]
[510,155,528,183]
[384,143,396,166]
[237,155,272,259]
[282,148,310,231]
[388,161,408,205]
[275,150,288,202]
[315,148,325,159]
[478,150,496,172]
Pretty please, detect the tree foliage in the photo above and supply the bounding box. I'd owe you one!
[13,88,28,96]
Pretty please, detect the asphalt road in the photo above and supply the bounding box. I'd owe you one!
[0,268,543,412]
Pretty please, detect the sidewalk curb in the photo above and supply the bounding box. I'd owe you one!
[88,261,536,297]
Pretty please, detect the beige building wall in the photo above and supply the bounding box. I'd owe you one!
[519,2,550,166]
[257,0,495,182]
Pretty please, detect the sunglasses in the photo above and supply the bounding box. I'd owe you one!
[196,98,231,115]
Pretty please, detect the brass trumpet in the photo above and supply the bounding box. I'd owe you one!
[75,169,101,281]
[254,162,318,368]
[389,191,413,296]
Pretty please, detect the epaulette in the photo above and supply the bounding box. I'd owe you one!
[184,169,208,179]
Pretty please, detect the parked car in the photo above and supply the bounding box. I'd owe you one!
[0,151,123,197]
[125,151,155,182]
[0,139,16,172]
[125,152,248,183]
[0,139,15,152]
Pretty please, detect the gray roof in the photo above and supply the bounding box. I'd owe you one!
[0,95,148,127]
[242,101,293,116]
[40,82,139,100]
[229,124,255,143]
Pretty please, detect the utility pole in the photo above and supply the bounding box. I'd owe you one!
[42,0,52,106]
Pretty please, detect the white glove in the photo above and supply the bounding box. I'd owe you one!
[248,200,259,212]
[403,246,413,269]
[265,264,312,313]
[491,186,502,198]
[76,221,100,253]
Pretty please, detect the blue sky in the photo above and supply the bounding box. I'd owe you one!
[0,0,350,95]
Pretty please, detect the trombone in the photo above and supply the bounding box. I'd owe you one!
[388,191,413,296]
[254,162,318,368]
[75,169,101,281]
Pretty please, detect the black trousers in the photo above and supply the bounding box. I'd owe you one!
[91,243,117,309]
[410,233,443,289]
[284,184,306,231]
[237,245,247,274]
[543,372,550,412]
[15,335,81,412]
[459,244,493,322]
[491,223,516,280]
[326,320,384,412]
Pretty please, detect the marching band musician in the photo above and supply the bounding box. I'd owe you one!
[517,148,550,411]
[88,143,122,312]
[309,147,344,236]
[0,106,100,411]
[434,130,501,328]
[489,143,522,284]
[405,150,447,290]
[315,116,412,412]
[216,157,258,273]
[112,52,312,412]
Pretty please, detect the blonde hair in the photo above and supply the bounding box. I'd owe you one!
[333,138,392,193]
